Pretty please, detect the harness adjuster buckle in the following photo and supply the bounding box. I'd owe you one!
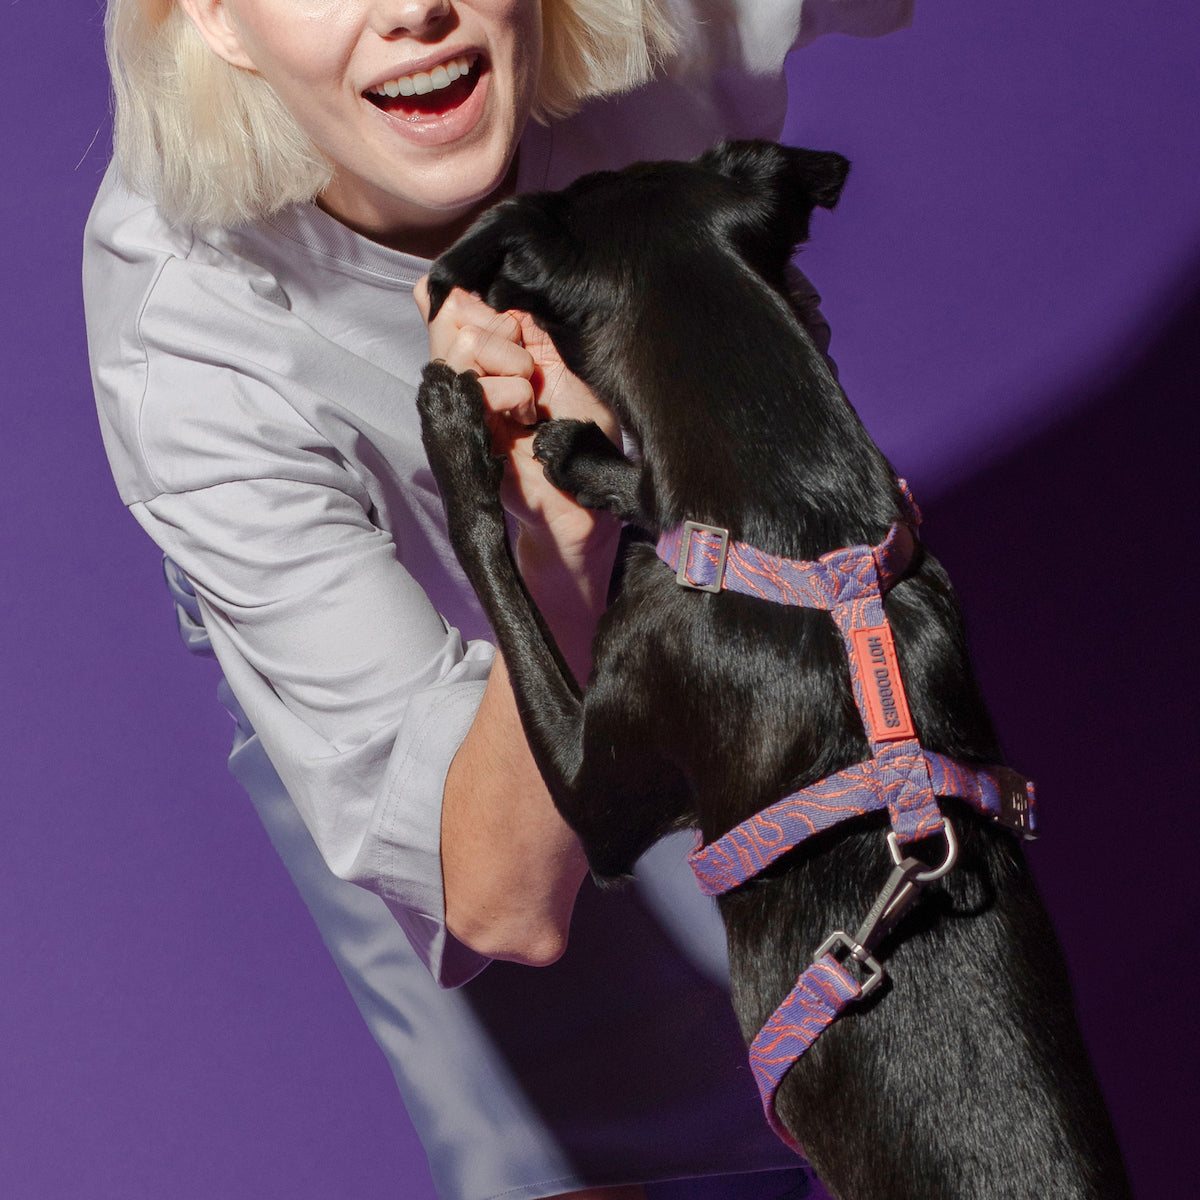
[815,930,886,998]
[676,520,730,593]
[994,767,1038,840]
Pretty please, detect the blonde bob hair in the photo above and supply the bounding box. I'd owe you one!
[106,0,678,229]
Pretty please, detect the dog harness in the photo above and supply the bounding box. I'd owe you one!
[655,484,1037,1151]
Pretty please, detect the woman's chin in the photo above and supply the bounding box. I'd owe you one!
[319,153,516,257]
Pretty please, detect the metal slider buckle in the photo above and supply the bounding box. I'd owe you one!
[814,930,886,998]
[993,767,1038,840]
[676,520,730,593]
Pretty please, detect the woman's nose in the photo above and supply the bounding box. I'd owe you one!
[374,0,453,38]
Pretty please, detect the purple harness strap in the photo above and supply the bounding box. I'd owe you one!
[655,485,1037,1151]
[689,748,1035,898]
[745,954,863,1151]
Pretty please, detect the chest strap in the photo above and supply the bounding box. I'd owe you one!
[689,747,1035,898]
[655,485,1036,1151]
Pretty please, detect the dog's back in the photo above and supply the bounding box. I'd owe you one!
[420,141,1133,1199]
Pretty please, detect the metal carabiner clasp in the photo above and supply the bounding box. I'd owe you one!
[850,856,928,957]
[812,820,961,1002]
[851,820,959,956]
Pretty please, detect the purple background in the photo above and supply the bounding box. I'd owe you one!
[5,2,1197,1196]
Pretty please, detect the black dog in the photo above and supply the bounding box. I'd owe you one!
[416,141,1132,1199]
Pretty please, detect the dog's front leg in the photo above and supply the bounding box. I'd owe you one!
[416,361,588,799]
[419,363,694,877]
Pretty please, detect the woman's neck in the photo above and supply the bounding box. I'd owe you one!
[316,154,520,260]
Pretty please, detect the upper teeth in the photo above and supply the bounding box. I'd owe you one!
[368,55,475,99]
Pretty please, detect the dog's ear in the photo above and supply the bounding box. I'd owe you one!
[426,194,575,326]
[695,139,850,254]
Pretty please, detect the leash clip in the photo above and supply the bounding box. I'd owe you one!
[850,855,930,959]
[848,820,958,953]
[815,820,961,1000]
[676,521,730,592]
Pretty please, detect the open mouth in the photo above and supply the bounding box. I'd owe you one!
[364,54,481,118]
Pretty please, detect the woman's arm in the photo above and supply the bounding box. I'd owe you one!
[110,263,617,978]
[415,283,624,965]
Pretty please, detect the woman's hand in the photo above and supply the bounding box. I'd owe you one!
[415,278,539,425]
[414,279,621,663]
[500,310,620,544]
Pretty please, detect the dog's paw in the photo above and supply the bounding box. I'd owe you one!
[416,359,486,447]
[533,419,642,520]
[416,361,504,507]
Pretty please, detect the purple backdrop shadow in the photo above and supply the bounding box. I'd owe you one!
[4,2,1196,1197]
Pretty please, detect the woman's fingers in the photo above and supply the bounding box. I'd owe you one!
[445,322,532,382]
[414,283,613,528]
[478,375,537,426]
[415,276,501,328]
[417,278,524,367]
[413,274,432,321]
[415,280,535,408]
[515,312,621,443]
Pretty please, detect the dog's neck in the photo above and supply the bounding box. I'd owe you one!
[605,267,901,560]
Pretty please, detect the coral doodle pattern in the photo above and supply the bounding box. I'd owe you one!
[690,749,1037,897]
[656,485,1038,1145]
[747,953,863,1151]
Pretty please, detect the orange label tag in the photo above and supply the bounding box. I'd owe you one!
[849,625,916,742]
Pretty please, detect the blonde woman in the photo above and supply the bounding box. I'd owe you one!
[85,2,911,1197]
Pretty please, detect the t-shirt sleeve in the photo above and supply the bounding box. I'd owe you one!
[533,0,913,191]
[668,0,913,74]
[793,0,914,51]
[86,195,497,986]
[134,473,495,988]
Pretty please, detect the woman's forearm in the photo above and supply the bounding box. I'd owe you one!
[440,518,621,965]
[441,654,587,966]
[420,278,627,963]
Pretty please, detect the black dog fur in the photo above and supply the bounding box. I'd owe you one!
[415,140,1132,1199]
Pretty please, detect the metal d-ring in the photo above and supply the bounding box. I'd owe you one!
[887,818,959,883]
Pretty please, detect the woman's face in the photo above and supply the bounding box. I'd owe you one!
[182,0,541,249]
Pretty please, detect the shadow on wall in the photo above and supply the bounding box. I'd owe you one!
[923,251,1200,1198]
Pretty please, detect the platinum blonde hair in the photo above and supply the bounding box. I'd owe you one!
[106,0,678,229]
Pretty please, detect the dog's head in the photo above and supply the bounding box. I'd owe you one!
[425,140,849,396]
